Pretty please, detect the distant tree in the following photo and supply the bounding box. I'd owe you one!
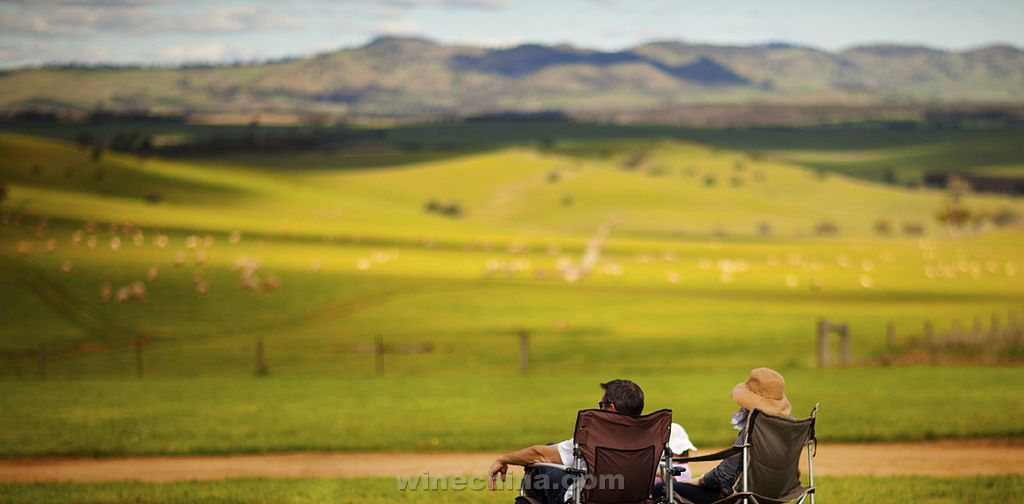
[902,221,925,236]
[561,194,575,207]
[703,174,717,187]
[547,170,561,183]
[991,208,1020,228]
[935,175,972,230]
[874,219,892,236]
[881,167,896,184]
[757,221,772,237]
[76,131,95,149]
[90,144,104,162]
[814,220,840,236]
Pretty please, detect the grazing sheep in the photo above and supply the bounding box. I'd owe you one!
[71,230,83,246]
[195,280,209,296]
[785,275,799,289]
[202,235,214,248]
[147,265,160,282]
[173,251,186,267]
[100,282,113,303]
[86,236,97,249]
[110,236,122,251]
[154,234,169,249]
[311,260,322,273]
[60,259,72,274]
[185,235,199,249]
[116,286,131,304]
[132,232,145,246]
[15,241,32,255]
[45,239,56,253]
[262,273,282,291]
[859,275,874,288]
[194,250,208,265]
[228,231,242,244]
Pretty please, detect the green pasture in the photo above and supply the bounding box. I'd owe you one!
[0,369,1022,457]
[2,476,1021,504]
[1,130,1023,457]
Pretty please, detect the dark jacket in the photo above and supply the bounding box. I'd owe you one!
[699,430,743,498]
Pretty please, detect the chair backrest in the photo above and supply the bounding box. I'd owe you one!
[573,408,672,504]
[736,406,817,501]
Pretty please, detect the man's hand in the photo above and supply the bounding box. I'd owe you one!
[488,458,508,490]
[683,476,702,486]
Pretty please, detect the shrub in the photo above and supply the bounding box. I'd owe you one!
[902,221,925,236]
[991,208,1020,228]
[703,174,717,187]
[814,220,840,236]
[561,194,575,207]
[874,219,892,236]
[546,170,560,183]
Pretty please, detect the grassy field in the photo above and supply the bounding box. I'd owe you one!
[1,128,1023,459]
[2,476,1022,503]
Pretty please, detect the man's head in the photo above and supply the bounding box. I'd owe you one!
[599,379,644,416]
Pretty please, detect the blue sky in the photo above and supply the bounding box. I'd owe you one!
[1,0,1022,68]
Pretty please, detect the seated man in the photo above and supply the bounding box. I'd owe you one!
[654,367,792,504]
[487,379,645,504]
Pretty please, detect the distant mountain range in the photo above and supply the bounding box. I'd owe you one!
[1,36,1022,119]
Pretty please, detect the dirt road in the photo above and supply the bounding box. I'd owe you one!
[1,439,1021,483]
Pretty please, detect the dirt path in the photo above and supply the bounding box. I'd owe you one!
[1,439,1021,483]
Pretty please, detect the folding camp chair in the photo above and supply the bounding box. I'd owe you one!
[521,408,676,504]
[670,404,818,504]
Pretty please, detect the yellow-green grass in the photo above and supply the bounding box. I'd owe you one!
[1,476,1021,503]
[0,369,1022,457]
[1,132,1023,456]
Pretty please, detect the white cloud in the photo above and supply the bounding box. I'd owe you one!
[372,16,422,35]
[160,41,254,63]
[0,4,301,37]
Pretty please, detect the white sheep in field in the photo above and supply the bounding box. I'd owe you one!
[185,235,199,249]
[61,259,72,274]
[194,250,208,266]
[195,279,209,296]
[262,273,282,291]
[147,265,160,282]
[15,241,32,255]
[228,231,242,244]
[86,236,97,249]
[154,234,169,249]
[110,236,121,251]
[45,239,57,253]
[100,282,112,303]
[71,230,83,246]
[173,251,186,267]
[132,232,144,246]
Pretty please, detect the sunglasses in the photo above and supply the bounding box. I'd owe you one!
[598,401,614,410]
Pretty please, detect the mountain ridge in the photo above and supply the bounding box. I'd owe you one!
[0,36,1022,119]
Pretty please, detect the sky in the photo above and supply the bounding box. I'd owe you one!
[0,0,1022,68]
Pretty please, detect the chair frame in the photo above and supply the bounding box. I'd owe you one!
[521,409,677,504]
[670,404,819,504]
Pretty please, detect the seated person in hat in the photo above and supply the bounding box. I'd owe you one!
[654,367,792,504]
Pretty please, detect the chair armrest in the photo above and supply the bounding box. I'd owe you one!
[673,444,746,463]
[524,462,586,475]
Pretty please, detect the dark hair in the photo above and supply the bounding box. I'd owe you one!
[600,379,644,416]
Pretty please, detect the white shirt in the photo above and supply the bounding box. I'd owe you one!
[555,438,587,502]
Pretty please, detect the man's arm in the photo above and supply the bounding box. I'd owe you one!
[487,444,562,490]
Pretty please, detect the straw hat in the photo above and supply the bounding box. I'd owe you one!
[731,367,791,417]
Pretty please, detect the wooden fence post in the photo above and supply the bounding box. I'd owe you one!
[991,313,1001,345]
[923,320,935,363]
[972,316,982,340]
[518,330,529,373]
[255,336,267,375]
[37,343,46,379]
[886,320,896,352]
[134,335,144,378]
[374,334,384,374]
[838,323,851,367]
[816,319,829,368]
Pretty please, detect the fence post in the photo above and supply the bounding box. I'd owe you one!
[518,330,529,373]
[134,335,144,378]
[816,319,829,368]
[972,316,982,340]
[991,313,1001,344]
[374,334,384,374]
[37,343,46,379]
[255,336,267,375]
[923,320,935,363]
[886,320,896,352]
[838,324,851,367]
